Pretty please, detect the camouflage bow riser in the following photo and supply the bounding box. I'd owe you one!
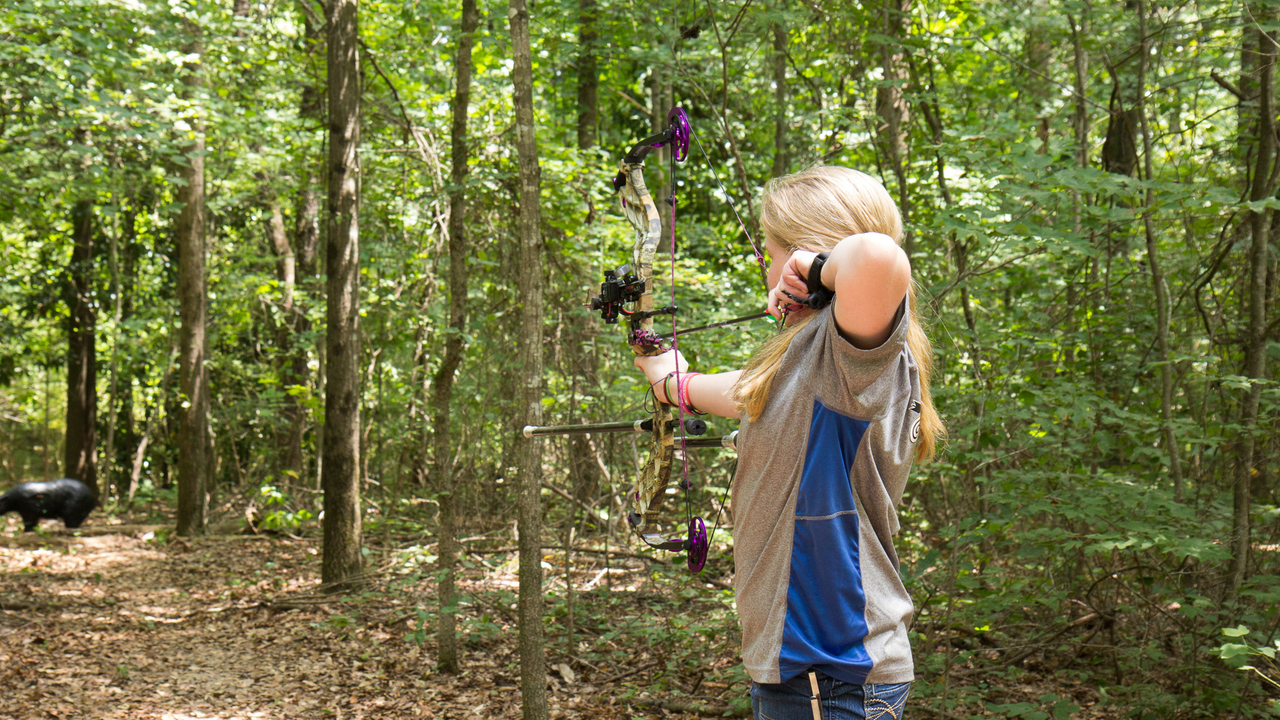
[615,159,676,532]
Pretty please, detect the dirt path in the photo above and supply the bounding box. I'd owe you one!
[0,523,692,720]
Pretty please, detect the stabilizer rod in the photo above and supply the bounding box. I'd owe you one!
[521,424,737,451]
[522,416,707,438]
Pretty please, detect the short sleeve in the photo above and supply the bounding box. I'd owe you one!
[799,296,910,415]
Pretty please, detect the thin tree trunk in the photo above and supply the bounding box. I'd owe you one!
[1231,5,1275,597]
[282,0,324,486]
[175,28,208,536]
[65,197,98,500]
[118,199,141,500]
[44,356,52,481]
[1136,1,1184,502]
[771,14,788,178]
[103,203,123,498]
[650,67,670,254]
[575,0,598,151]
[266,199,305,482]
[876,0,912,257]
[510,0,548,714]
[569,0,604,503]
[434,0,479,675]
[290,167,321,482]
[321,0,364,590]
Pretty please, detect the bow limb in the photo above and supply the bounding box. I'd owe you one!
[615,159,676,533]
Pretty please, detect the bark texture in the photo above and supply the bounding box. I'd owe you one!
[64,198,98,501]
[175,30,208,537]
[876,0,912,256]
[321,0,364,590]
[509,0,548,714]
[434,0,479,674]
[771,16,788,178]
[1231,5,1275,596]
[575,0,598,151]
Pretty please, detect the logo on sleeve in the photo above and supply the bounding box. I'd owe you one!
[909,400,922,444]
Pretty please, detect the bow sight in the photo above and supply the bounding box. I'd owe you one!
[589,264,676,327]
[589,265,643,324]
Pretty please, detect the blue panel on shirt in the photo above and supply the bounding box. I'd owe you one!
[778,400,872,685]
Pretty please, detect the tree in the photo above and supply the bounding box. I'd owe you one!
[1230,2,1275,596]
[175,25,209,536]
[433,0,480,674]
[64,197,97,500]
[510,0,548,713]
[1135,0,1184,503]
[321,0,364,589]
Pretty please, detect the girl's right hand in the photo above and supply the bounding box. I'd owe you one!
[767,250,818,322]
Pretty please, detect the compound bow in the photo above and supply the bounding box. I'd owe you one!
[522,107,741,574]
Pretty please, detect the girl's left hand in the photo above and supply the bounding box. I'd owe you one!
[633,348,688,391]
[767,250,820,320]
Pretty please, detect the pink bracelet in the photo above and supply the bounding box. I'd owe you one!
[678,372,705,415]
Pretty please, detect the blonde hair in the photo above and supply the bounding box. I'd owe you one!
[732,166,944,462]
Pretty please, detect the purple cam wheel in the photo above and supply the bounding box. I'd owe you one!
[687,516,708,573]
[667,107,690,162]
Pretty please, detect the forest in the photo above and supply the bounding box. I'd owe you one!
[0,0,1278,718]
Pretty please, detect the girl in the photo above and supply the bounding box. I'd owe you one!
[634,165,942,720]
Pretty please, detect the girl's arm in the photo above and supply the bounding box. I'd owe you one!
[826,233,911,348]
[772,233,910,349]
[678,370,740,418]
[633,351,741,419]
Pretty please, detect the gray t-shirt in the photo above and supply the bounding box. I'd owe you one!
[733,299,920,685]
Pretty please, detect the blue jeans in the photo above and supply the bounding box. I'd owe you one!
[750,672,911,720]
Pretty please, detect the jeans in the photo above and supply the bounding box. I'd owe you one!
[750,671,911,720]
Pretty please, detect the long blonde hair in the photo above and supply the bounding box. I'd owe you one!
[732,166,944,462]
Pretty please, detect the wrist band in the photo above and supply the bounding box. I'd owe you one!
[662,371,706,415]
[805,252,835,310]
[678,372,706,416]
[663,371,679,406]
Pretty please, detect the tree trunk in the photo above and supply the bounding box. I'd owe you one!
[876,0,912,257]
[575,0,598,151]
[434,0,479,674]
[1231,5,1275,597]
[771,14,788,178]
[510,0,548,714]
[1136,0,1184,502]
[265,199,306,482]
[321,0,364,590]
[64,198,98,501]
[650,66,670,254]
[289,163,321,483]
[569,0,604,503]
[118,200,141,500]
[175,28,208,536]
[103,202,123,498]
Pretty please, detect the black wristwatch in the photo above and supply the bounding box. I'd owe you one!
[805,252,835,310]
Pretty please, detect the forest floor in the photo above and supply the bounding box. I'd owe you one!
[0,506,752,720]
[0,506,1128,720]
